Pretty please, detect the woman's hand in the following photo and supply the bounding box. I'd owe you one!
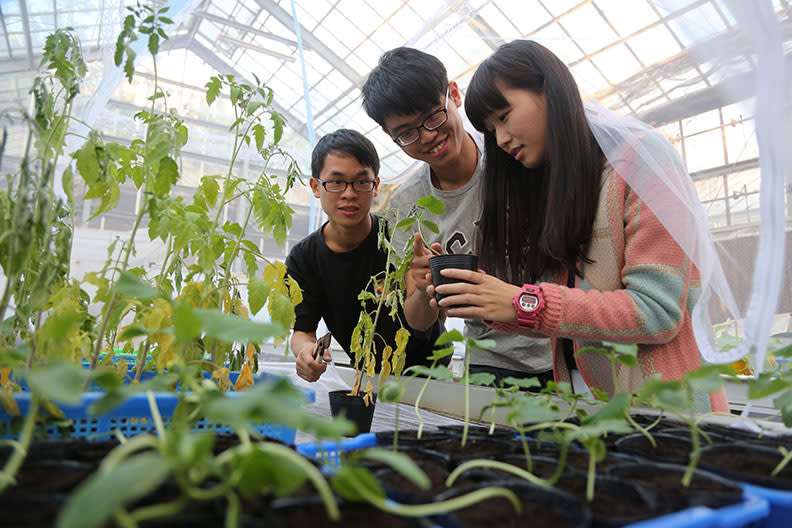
[427,268,522,321]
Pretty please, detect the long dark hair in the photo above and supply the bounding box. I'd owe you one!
[465,40,603,283]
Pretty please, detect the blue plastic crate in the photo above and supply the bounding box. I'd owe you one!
[297,433,770,527]
[296,432,378,465]
[0,372,314,444]
[741,483,792,528]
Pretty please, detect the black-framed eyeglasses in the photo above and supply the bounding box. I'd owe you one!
[392,89,449,147]
[319,179,377,193]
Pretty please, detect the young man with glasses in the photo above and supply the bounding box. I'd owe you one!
[361,48,553,387]
[286,128,446,382]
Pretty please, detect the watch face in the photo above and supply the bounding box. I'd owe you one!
[519,293,539,311]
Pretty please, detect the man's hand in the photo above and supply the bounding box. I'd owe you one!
[410,232,444,295]
[295,341,332,382]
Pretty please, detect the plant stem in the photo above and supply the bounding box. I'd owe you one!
[625,411,656,448]
[586,451,596,502]
[225,492,240,528]
[128,497,189,524]
[0,394,39,493]
[462,348,471,447]
[346,476,522,517]
[447,459,550,488]
[413,367,435,438]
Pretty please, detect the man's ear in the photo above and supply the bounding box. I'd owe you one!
[448,81,463,108]
[373,176,380,198]
[309,177,321,198]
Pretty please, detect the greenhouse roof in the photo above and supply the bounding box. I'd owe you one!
[2,0,789,183]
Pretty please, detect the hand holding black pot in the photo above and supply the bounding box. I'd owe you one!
[427,267,524,322]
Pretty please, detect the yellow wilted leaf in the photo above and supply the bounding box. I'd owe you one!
[40,399,65,420]
[0,388,19,416]
[1,368,11,388]
[233,362,254,391]
[231,298,249,319]
[287,275,303,307]
[212,367,231,392]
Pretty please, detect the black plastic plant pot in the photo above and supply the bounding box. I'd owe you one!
[604,461,744,512]
[429,254,478,306]
[698,443,792,491]
[433,480,592,528]
[328,390,377,437]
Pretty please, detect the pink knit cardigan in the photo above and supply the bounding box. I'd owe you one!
[488,166,729,413]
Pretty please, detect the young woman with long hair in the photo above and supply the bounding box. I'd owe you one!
[427,40,728,413]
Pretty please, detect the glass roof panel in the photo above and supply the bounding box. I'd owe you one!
[627,24,682,67]
[595,0,659,37]
[561,3,620,55]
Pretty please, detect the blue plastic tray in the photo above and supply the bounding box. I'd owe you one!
[741,483,792,528]
[297,433,771,527]
[1,372,314,444]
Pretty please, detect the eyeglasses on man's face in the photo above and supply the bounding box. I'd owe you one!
[318,179,377,193]
[392,89,450,147]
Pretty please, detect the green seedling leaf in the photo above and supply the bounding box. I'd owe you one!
[466,337,496,351]
[583,392,629,424]
[435,329,465,347]
[27,361,87,404]
[404,364,454,380]
[196,309,284,343]
[268,291,296,332]
[57,452,170,528]
[469,372,496,386]
[748,374,791,400]
[205,77,221,105]
[420,219,439,234]
[353,448,429,490]
[427,347,454,362]
[248,277,270,315]
[685,364,731,394]
[235,449,307,498]
[172,302,202,341]
[772,344,792,358]
[416,195,445,215]
[395,217,416,231]
[111,271,159,301]
[331,465,384,502]
[502,376,541,389]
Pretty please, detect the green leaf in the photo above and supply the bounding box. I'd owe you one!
[466,337,496,351]
[420,219,439,234]
[252,123,266,151]
[331,466,384,502]
[468,372,495,386]
[205,77,221,105]
[27,362,87,404]
[416,195,445,215]
[57,452,170,528]
[427,347,454,361]
[196,309,284,343]
[173,302,202,341]
[434,329,465,347]
[248,277,269,315]
[502,376,541,389]
[147,32,159,56]
[235,449,307,498]
[111,271,159,302]
[355,448,429,490]
[272,112,285,144]
[748,375,791,400]
[154,157,179,196]
[584,392,629,424]
[395,217,416,231]
[404,364,454,380]
[268,291,295,332]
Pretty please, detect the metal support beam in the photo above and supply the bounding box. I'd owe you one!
[0,3,14,59]
[18,0,34,68]
[637,52,792,126]
[253,0,364,87]
[216,34,295,62]
[193,10,307,49]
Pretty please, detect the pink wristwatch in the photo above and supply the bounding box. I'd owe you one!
[512,284,545,328]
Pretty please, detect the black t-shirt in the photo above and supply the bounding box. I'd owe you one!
[285,215,447,370]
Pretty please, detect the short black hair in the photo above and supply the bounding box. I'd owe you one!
[311,128,380,179]
[361,47,448,128]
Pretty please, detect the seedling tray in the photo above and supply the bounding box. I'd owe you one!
[297,433,770,528]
